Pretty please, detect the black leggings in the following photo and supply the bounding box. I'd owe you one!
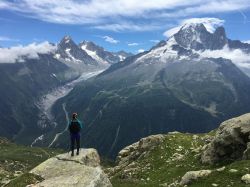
[70,134,80,153]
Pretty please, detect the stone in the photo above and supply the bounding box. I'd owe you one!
[212,183,218,186]
[29,148,112,187]
[243,142,250,159]
[180,170,212,185]
[241,174,250,184]
[172,153,184,161]
[216,166,225,172]
[229,169,238,173]
[201,113,250,164]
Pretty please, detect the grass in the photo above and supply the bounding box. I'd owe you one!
[0,138,63,186]
[109,133,250,187]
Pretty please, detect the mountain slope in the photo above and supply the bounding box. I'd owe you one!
[49,24,250,159]
[0,54,78,143]
[107,113,250,187]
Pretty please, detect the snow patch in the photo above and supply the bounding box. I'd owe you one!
[81,44,109,65]
[136,36,178,63]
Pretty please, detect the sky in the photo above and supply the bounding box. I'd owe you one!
[0,0,250,54]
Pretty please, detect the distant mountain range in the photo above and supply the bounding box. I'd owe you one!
[0,38,132,144]
[54,36,133,71]
[42,23,250,159]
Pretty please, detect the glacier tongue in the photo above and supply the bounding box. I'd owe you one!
[31,70,105,147]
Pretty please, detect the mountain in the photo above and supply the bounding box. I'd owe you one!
[0,54,78,144]
[54,36,100,71]
[112,50,134,61]
[54,36,133,72]
[0,36,132,147]
[79,41,133,64]
[47,23,250,159]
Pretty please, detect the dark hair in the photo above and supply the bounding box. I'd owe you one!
[72,113,77,119]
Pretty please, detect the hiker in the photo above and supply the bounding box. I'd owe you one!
[68,112,83,156]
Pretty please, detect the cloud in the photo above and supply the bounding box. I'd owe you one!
[0,36,19,42]
[199,46,250,68]
[137,49,145,53]
[93,22,163,32]
[150,40,160,43]
[0,0,250,32]
[163,17,225,37]
[0,41,56,63]
[243,40,250,44]
[128,43,139,46]
[102,36,119,44]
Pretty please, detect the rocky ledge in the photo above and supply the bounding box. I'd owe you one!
[201,113,250,164]
[28,148,112,187]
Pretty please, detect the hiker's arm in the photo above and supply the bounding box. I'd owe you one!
[78,119,83,129]
[67,122,71,131]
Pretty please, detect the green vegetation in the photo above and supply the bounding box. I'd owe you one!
[0,138,63,186]
[109,133,250,187]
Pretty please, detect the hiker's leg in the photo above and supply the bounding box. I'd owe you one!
[70,135,75,155]
[76,134,80,155]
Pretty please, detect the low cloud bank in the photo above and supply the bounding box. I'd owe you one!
[0,42,56,63]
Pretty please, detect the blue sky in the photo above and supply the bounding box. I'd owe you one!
[0,0,250,53]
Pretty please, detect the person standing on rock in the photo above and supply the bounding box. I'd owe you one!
[68,112,83,156]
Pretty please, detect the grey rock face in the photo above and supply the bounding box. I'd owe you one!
[174,24,228,51]
[201,113,250,164]
[29,148,112,187]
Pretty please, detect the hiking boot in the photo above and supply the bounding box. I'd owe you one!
[76,151,79,155]
[71,152,74,157]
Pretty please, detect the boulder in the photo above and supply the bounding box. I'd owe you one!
[201,113,250,164]
[28,148,112,187]
[117,134,165,166]
[180,170,212,185]
[241,174,250,184]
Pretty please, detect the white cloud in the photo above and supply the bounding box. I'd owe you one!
[0,36,19,41]
[102,36,119,44]
[0,41,56,63]
[199,46,250,68]
[94,22,163,32]
[0,0,250,32]
[128,43,139,46]
[150,40,160,43]
[243,40,250,44]
[163,17,225,37]
[137,49,145,53]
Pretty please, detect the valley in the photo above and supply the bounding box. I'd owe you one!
[31,69,105,147]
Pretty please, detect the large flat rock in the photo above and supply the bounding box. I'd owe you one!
[29,148,112,187]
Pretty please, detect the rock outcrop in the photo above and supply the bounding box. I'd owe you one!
[117,134,165,166]
[28,148,112,187]
[201,113,250,164]
[180,170,212,185]
[106,134,165,178]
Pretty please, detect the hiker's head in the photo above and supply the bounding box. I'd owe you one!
[72,113,77,119]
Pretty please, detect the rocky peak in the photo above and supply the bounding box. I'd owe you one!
[58,35,77,50]
[80,41,104,52]
[173,23,228,51]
